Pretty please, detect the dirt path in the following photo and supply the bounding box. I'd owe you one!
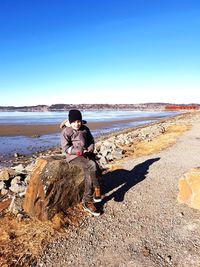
[38,113,200,267]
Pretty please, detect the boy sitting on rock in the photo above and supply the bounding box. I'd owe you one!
[60,109,102,216]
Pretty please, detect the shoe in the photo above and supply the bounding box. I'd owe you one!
[82,202,100,216]
[93,187,102,203]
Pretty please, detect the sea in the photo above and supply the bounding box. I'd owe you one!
[0,110,178,162]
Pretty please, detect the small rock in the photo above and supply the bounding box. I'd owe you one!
[142,246,151,257]
[12,164,26,174]
[9,183,26,194]
[11,176,21,186]
[1,188,8,195]
[8,196,23,215]
[0,181,5,190]
[99,157,108,166]
[0,169,12,181]
[31,134,40,138]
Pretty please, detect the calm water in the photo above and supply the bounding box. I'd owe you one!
[0,110,177,164]
[0,110,175,124]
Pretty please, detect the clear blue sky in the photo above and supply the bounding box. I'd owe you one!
[0,0,200,106]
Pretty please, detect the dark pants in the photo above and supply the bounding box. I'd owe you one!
[70,156,100,202]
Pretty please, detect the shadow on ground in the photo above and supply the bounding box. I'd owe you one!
[100,157,160,205]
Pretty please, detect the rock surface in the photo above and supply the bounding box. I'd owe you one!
[23,156,84,221]
[178,168,200,211]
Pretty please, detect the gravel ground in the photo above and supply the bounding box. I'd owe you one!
[38,113,200,267]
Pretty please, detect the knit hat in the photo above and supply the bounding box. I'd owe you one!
[68,109,82,124]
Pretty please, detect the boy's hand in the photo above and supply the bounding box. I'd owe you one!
[70,146,84,156]
[76,151,82,156]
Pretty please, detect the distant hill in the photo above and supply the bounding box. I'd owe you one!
[0,103,199,112]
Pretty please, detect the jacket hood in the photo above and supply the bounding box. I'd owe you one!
[60,119,87,129]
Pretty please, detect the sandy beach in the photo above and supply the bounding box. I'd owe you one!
[0,116,162,137]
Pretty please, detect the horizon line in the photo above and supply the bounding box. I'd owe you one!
[0,102,200,108]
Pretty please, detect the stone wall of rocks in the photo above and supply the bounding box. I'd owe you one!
[95,122,167,166]
[0,162,34,217]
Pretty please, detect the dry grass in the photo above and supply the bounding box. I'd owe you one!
[126,124,190,157]
[110,124,191,169]
[0,123,191,266]
[0,204,87,266]
[0,214,56,266]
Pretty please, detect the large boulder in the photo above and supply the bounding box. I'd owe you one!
[177,168,200,211]
[23,156,84,221]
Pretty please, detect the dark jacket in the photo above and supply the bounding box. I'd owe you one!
[61,122,95,162]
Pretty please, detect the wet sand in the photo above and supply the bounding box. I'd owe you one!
[0,116,161,137]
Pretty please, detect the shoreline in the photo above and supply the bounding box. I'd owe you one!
[0,111,193,166]
[0,116,165,137]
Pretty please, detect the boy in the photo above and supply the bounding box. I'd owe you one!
[60,109,101,216]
